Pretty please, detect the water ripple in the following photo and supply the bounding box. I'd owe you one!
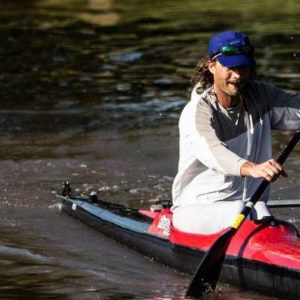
[0,245,54,264]
[98,98,185,113]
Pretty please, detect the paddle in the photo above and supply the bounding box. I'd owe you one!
[185,127,300,298]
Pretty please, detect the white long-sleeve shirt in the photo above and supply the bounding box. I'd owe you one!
[172,81,300,209]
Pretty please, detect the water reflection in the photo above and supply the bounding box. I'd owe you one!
[0,0,300,299]
[1,0,300,134]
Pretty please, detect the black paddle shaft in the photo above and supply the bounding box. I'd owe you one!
[185,127,300,298]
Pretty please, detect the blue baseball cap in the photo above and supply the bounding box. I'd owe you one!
[208,31,255,67]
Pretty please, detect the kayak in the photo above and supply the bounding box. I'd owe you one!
[60,185,300,298]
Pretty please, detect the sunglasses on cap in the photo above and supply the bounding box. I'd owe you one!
[210,44,254,60]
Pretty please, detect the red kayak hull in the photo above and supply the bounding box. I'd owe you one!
[62,197,300,298]
[144,208,300,271]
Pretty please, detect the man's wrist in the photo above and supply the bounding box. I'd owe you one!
[240,161,256,177]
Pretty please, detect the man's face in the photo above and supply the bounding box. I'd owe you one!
[209,60,251,97]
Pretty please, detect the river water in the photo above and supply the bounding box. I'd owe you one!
[0,0,300,299]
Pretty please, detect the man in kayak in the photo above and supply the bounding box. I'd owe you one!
[171,31,300,234]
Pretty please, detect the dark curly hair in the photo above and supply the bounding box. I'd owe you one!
[191,57,213,93]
